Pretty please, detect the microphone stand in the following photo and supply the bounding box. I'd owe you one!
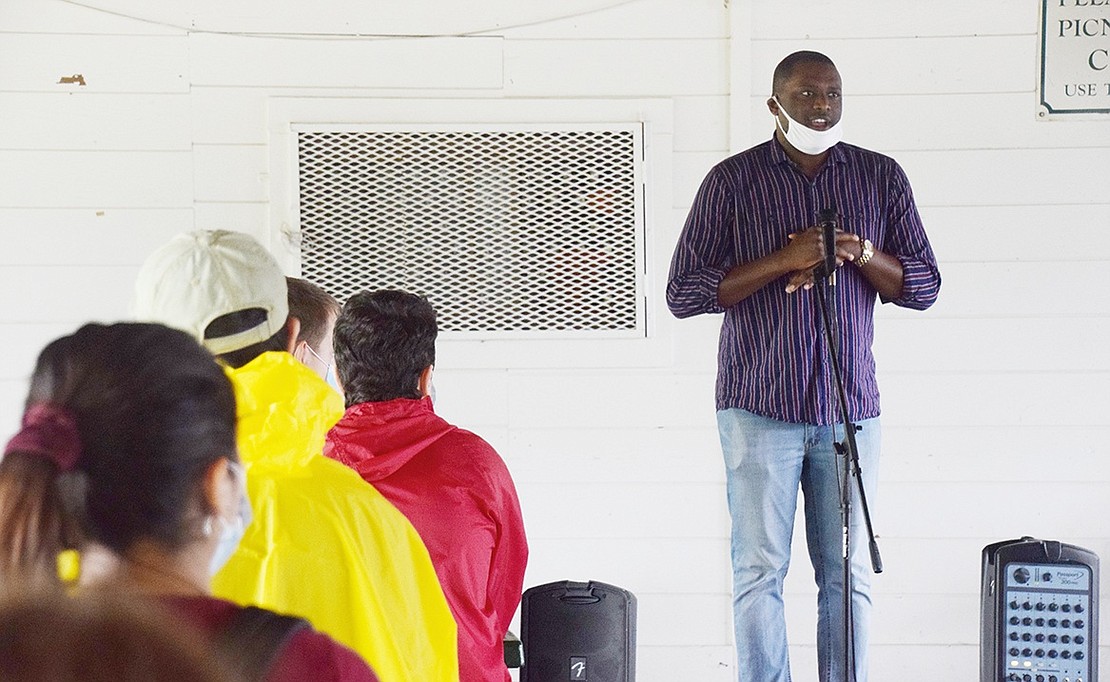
[812,261,883,682]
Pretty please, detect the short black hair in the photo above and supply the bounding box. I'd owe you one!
[772,50,837,95]
[333,290,437,407]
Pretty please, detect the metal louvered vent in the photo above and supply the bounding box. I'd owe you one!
[296,126,644,337]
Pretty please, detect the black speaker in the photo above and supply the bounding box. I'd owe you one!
[520,580,636,682]
[980,536,1099,682]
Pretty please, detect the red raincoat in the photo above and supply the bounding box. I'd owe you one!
[325,397,528,682]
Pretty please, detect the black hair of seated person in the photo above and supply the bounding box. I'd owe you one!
[0,323,237,588]
[333,290,437,408]
[0,591,233,682]
[772,50,836,95]
[203,307,291,369]
[287,277,340,351]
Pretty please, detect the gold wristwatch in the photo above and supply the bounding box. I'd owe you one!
[856,238,874,267]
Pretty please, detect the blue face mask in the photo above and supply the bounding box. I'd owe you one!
[208,461,252,576]
[304,343,342,395]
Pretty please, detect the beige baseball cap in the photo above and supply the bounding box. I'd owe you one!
[133,230,289,355]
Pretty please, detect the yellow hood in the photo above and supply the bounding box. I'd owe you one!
[226,351,344,470]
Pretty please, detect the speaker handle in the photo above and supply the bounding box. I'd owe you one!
[560,581,602,605]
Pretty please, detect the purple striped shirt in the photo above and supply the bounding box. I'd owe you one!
[667,138,940,425]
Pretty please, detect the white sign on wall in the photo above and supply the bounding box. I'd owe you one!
[1039,0,1110,118]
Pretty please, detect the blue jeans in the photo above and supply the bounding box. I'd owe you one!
[717,409,881,682]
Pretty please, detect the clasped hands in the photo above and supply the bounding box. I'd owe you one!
[782,226,862,294]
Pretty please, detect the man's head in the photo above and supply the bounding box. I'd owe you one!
[767,51,842,143]
[286,277,341,383]
[333,290,437,407]
[132,230,297,368]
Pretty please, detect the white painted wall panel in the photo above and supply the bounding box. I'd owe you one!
[525,537,730,594]
[2,322,84,381]
[0,380,32,437]
[875,317,1109,373]
[882,428,1110,481]
[0,34,189,93]
[0,94,192,151]
[751,0,1037,39]
[0,0,183,35]
[192,144,268,202]
[637,647,735,682]
[518,481,728,539]
[70,0,665,38]
[0,208,192,264]
[504,427,723,483]
[504,39,729,97]
[672,96,730,152]
[0,150,193,207]
[752,35,1036,95]
[500,0,727,40]
[506,371,716,429]
[192,202,268,242]
[191,87,270,145]
[636,593,732,646]
[900,148,1110,207]
[920,205,1110,262]
[0,265,137,323]
[187,34,504,89]
[882,372,1109,427]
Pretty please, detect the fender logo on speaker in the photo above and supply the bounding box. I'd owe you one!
[570,657,587,680]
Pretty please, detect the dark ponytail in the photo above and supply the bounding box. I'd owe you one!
[0,323,237,589]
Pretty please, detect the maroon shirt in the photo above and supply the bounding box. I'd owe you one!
[159,595,378,682]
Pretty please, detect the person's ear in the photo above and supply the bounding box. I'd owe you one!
[291,339,309,364]
[285,317,301,354]
[418,365,434,397]
[200,458,237,520]
[767,96,780,116]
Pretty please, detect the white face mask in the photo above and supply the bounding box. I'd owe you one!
[207,461,252,576]
[772,96,843,156]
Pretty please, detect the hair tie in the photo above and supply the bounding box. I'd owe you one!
[3,403,82,472]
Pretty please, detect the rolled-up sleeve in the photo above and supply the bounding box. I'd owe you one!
[667,168,733,318]
[883,165,941,310]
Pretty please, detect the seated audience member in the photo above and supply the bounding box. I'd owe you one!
[325,290,529,682]
[0,591,231,682]
[0,322,377,682]
[286,276,341,390]
[131,231,458,682]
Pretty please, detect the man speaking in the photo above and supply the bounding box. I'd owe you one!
[666,50,941,682]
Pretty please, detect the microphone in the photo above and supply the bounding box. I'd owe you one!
[815,207,838,278]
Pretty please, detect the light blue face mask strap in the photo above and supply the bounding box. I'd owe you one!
[302,343,339,386]
[302,341,328,367]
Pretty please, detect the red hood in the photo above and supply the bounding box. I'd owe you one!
[324,397,455,481]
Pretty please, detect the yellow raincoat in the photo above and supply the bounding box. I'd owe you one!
[211,351,458,682]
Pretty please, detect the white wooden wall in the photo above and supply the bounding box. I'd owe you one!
[1,1,1108,680]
